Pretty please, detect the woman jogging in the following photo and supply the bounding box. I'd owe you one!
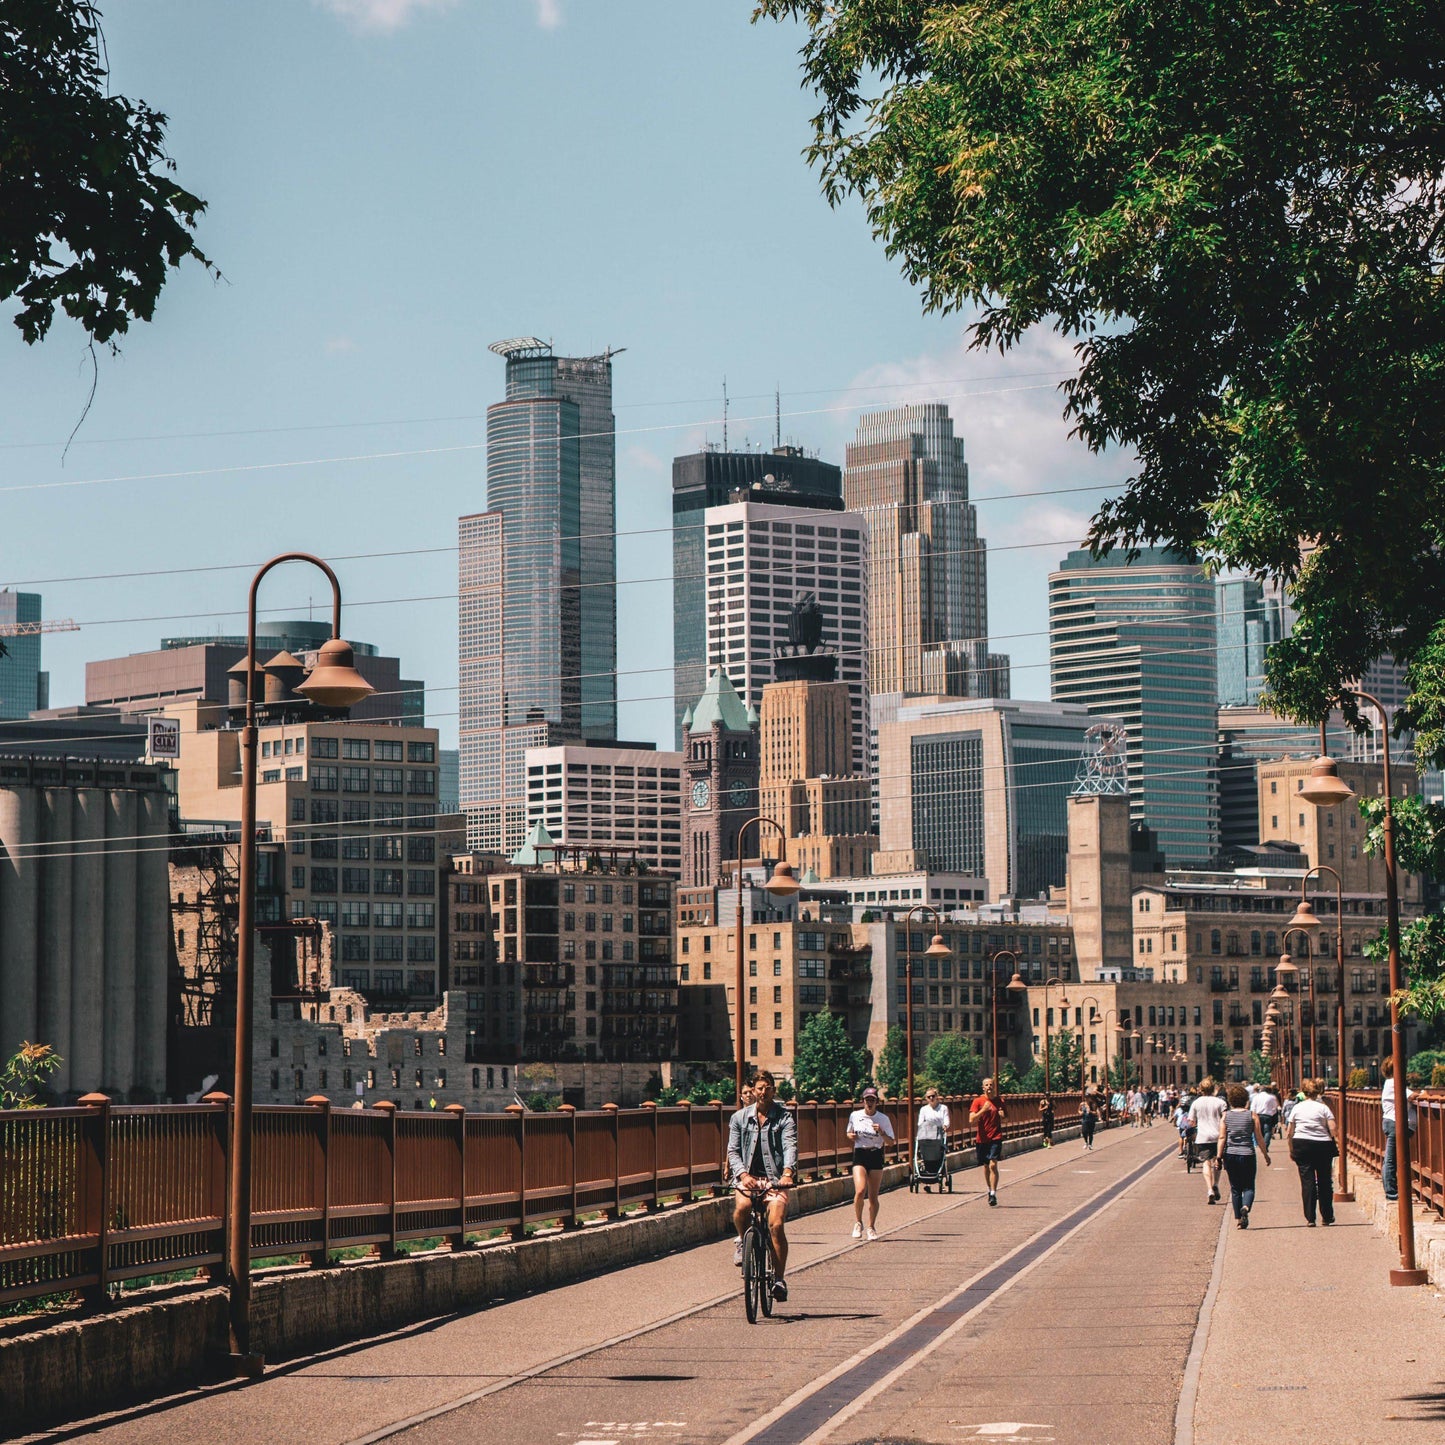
[1219,1082,1270,1228]
[847,1087,895,1241]
[1038,1095,1055,1147]
[1078,1093,1097,1151]
[1285,1078,1340,1226]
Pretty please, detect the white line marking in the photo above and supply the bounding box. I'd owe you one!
[1174,1204,1229,1445]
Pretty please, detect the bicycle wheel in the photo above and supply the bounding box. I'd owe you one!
[760,1231,775,1317]
[743,1225,760,1324]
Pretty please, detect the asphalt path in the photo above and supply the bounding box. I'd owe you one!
[20,1124,1210,1445]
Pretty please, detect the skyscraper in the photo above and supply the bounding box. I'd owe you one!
[672,445,842,747]
[842,403,998,698]
[1048,547,1219,863]
[459,338,619,854]
[0,590,47,720]
[1215,575,1289,707]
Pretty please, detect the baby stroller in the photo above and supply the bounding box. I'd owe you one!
[910,1132,952,1193]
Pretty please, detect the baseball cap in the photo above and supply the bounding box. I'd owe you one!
[862,1086,879,1099]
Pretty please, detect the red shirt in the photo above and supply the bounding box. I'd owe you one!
[972,1094,1003,1143]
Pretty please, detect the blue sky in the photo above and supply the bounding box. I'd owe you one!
[0,0,1131,749]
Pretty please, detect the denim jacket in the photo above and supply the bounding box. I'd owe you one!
[727,1101,798,1185]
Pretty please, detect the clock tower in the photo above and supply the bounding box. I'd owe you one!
[681,669,760,888]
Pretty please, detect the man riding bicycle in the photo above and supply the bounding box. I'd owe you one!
[727,1069,796,1301]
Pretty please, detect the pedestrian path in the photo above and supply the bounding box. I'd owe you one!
[1184,1163,1445,1444]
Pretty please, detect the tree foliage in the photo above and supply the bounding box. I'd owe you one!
[1015,1028,1084,1095]
[1,1042,62,1109]
[792,1013,869,1101]
[1,1,212,348]
[875,1024,907,1098]
[1246,1050,1275,1086]
[756,0,1445,747]
[921,1032,983,1098]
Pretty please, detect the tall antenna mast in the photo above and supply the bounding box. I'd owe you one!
[722,377,729,451]
[774,386,781,450]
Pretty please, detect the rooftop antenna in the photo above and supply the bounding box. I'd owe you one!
[722,377,729,451]
[774,386,781,450]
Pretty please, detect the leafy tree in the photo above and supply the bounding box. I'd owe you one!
[1246,1050,1275,1086]
[756,0,1445,740]
[875,1025,907,1099]
[792,1013,868,1101]
[0,1042,62,1108]
[996,1061,1025,1094]
[653,1084,683,1106]
[523,1092,558,1112]
[921,1033,983,1099]
[1106,1056,1132,1092]
[1205,1041,1232,1081]
[2,2,213,349]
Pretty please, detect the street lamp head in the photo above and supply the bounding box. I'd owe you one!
[764,860,800,898]
[1006,972,1028,993]
[1269,983,1291,1003]
[1288,897,1322,933]
[1298,754,1355,809]
[296,638,375,709]
[925,933,951,960]
[1275,952,1299,981]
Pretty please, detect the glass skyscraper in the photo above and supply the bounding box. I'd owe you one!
[0,591,46,720]
[459,339,618,854]
[1049,547,1219,863]
[1215,576,1289,706]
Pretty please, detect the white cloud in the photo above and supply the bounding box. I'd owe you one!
[324,335,357,356]
[315,0,456,34]
[533,0,563,29]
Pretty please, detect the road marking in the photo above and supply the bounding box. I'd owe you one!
[1172,1200,1228,1445]
[953,1427,1054,1441]
[723,1147,1172,1445]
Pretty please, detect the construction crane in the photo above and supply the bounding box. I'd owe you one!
[0,617,79,658]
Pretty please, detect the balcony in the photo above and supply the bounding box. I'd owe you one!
[829,940,872,957]
[829,960,872,982]
[1209,979,1236,993]
[1227,1010,1250,1028]
[524,964,575,988]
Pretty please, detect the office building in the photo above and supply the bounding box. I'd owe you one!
[524,740,684,875]
[0,590,47,719]
[1215,576,1290,707]
[459,338,619,854]
[842,403,999,698]
[672,445,843,746]
[702,498,870,777]
[0,755,173,1099]
[1049,546,1219,862]
[876,696,1104,901]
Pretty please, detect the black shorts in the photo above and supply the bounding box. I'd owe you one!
[976,1138,1003,1165]
[852,1148,886,1172]
[1195,1137,1219,1159]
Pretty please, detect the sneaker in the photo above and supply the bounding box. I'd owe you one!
[988,1192,998,1206]
[851,1222,863,1240]
[866,1227,879,1242]
[1322,1217,1335,1227]
[1240,1207,1250,1229]
[733,1237,744,1267]
[771,1278,788,1301]
[1306,1219,1316,1227]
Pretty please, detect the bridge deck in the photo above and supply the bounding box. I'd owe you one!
[20,1125,1444,1445]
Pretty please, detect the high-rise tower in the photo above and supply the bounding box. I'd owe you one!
[0,591,48,719]
[459,338,619,854]
[842,403,1000,698]
[1048,546,1218,863]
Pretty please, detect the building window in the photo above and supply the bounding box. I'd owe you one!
[311,736,339,759]
[374,768,404,794]
[343,738,370,760]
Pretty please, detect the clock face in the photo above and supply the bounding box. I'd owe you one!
[729,780,750,808]
[691,779,711,809]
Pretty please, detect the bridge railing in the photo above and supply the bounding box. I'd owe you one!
[0,1089,1078,1312]
[1323,1090,1445,1218]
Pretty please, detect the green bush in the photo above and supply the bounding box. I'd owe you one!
[1347,1067,1370,1089]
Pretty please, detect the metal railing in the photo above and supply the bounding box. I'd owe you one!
[1324,1090,1445,1218]
[0,1090,1077,1313]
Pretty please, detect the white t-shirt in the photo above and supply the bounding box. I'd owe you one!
[1250,1091,1279,1117]
[1189,1094,1227,1142]
[1289,1099,1335,1143]
[848,1108,895,1150]
[916,1102,951,1139]
[1381,1078,1417,1127]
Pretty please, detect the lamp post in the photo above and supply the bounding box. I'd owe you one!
[228,554,373,1370]
[1010,973,1067,1096]
[1298,692,1425,1285]
[1289,874,1355,1199]
[1079,995,1105,1092]
[900,905,951,1131]
[1129,1028,1144,1090]
[731,817,799,1107]
[989,950,1019,1082]
[1267,984,1297,1093]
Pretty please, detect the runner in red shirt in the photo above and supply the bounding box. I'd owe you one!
[969,1077,1007,1205]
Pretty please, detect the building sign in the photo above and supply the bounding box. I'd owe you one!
[146,715,181,762]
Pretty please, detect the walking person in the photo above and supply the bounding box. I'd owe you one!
[1249,1081,1280,1151]
[847,1087,894,1240]
[915,1087,951,1191]
[1380,1056,1417,1202]
[1220,1083,1270,1227]
[1038,1095,1055,1147]
[1188,1078,1227,1204]
[970,1077,1007,1206]
[1079,1093,1097,1151]
[1285,1078,1340,1226]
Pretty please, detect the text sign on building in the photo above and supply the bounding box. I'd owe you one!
[146,715,181,762]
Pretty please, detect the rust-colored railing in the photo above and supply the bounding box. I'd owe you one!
[0,1090,1077,1312]
[1324,1090,1445,1218]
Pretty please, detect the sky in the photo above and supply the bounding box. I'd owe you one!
[1,0,1133,751]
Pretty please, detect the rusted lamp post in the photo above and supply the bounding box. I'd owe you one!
[1298,694,1426,1285]
[989,949,1019,1082]
[229,554,373,1371]
[732,818,799,1107]
[1008,972,1068,1096]
[900,905,951,1133]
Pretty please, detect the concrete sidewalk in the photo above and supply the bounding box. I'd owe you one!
[1184,1161,1445,1444]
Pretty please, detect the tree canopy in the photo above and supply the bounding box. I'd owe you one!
[792,1013,870,1101]
[875,1024,907,1098]
[921,1032,983,1098]
[2,1,211,348]
[756,0,1445,748]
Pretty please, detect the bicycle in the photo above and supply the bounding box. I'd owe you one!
[740,1185,779,1324]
